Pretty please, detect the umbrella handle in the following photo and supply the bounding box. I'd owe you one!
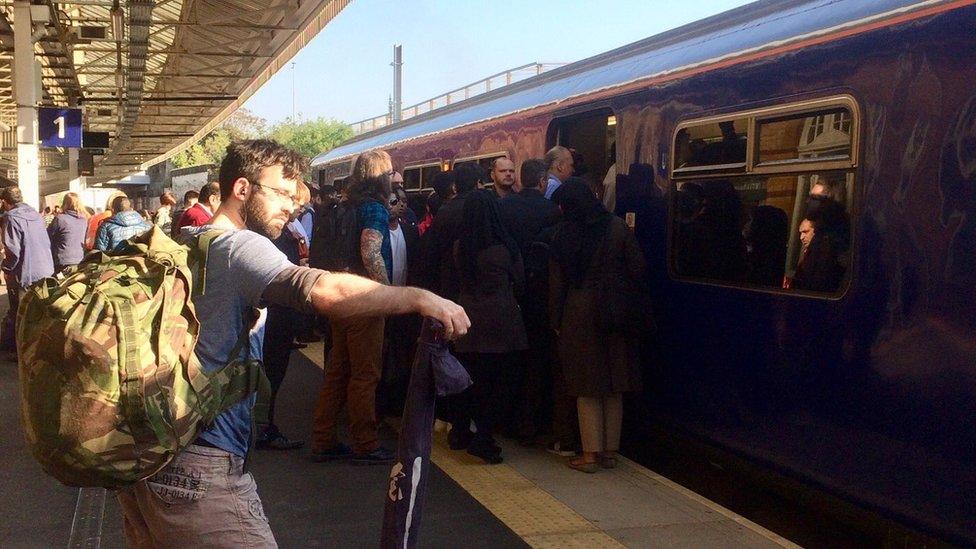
[419,317,446,346]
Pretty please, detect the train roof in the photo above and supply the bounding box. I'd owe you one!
[312,0,953,167]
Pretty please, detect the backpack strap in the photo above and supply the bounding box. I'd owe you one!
[188,229,226,298]
[199,310,271,425]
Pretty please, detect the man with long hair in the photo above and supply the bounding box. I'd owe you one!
[117,140,468,547]
[311,150,401,464]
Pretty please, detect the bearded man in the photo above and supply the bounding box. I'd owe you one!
[115,140,470,548]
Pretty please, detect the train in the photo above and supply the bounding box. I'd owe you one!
[311,0,976,543]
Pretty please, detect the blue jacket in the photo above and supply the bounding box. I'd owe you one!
[95,210,151,252]
[48,210,88,269]
[2,202,55,289]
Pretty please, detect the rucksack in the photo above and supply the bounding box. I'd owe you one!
[17,226,268,488]
[309,200,361,273]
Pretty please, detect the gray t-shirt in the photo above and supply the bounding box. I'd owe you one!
[185,226,292,456]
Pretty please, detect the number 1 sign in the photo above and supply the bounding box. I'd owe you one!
[38,107,83,148]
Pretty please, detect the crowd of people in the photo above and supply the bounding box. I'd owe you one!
[0,143,653,474]
[295,145,651,472]
[0,140,851,471]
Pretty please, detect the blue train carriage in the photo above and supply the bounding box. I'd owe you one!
[312,0,976,542]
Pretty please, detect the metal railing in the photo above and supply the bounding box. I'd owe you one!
[349,62,565,136]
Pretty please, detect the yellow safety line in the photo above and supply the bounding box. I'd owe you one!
[429,431,624,549]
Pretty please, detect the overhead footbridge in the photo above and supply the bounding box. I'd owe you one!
[0,0,351,206]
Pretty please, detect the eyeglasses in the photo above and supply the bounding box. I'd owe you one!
[388,197,400,206]
[252,183,297,204]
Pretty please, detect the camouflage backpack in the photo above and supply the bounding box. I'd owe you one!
[16,226,268,488]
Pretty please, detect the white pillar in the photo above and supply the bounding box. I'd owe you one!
[13,0,39,209]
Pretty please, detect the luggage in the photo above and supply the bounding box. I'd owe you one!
[17,226,267,488]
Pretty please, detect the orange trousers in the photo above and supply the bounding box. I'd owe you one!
[311,315,385,454]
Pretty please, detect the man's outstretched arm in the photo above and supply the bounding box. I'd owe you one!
[262,266,470,339]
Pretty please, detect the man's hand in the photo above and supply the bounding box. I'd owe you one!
[413,290,470,340]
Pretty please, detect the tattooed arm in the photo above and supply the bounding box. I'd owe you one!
[361,228,390,285]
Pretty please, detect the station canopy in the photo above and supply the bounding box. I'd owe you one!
[0,0,350,194]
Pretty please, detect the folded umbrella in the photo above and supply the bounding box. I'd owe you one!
[380,318,472,549]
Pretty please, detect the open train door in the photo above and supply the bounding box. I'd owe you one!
[546,105,618,195]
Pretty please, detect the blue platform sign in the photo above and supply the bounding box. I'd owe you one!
[38,107,83,148]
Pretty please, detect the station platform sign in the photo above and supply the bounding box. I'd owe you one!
[38,107,82,149]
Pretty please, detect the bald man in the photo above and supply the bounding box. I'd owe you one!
[490,157,517,198]
[543,146,574,199]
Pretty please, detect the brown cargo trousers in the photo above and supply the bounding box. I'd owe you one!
[311,315,385,454]
[117,444,276,548]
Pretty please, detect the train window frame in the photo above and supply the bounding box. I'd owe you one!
[671,96,860,179]
[667,95,860,300]
[672,116,750,176]
[452,151,508,167]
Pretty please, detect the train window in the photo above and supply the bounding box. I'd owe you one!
[421,165,441,189]
[670,97,858,297]
[403,168,422,190]
[757,107,853,166]
[674,117,748,172]
[403,161,442,190]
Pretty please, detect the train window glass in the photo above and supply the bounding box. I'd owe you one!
[674,117,748,171]
[757,107,853,165]
[421,165,441,189]
[403,168,422,190]
[672,170,852,294]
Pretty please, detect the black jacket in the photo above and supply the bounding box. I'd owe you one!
[421,191,472,300]
[498,188,560,259]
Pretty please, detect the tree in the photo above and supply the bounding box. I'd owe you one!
[268,117,353,164]
[170,109,268,168]
[169,111,351,171]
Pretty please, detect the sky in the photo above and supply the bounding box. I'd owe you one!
[242,0,755,125]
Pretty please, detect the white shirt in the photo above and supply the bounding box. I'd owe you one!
[389,224,407,286]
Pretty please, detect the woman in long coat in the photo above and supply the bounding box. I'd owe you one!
[451,190,528,463]
[549,179,645,473]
